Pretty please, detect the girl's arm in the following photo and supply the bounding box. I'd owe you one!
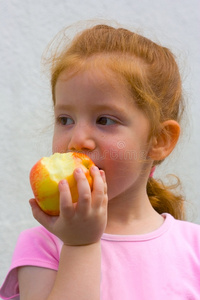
[19,166,107,300]
[18,267,57,300]
[18,242,101,300]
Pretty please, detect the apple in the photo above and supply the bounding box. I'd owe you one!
[30,152,95,216]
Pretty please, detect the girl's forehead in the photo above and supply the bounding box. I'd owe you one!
[56,70,126,102]
[56,66,131,98]
[56,72,136,114]
[53,53,145,106]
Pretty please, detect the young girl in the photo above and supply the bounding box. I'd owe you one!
[1,22,200,300]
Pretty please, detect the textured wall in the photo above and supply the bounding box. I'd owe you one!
[0,0,199,286]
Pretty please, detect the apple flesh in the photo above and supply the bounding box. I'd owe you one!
[30,152,95,216]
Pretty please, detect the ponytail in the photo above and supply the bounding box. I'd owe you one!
[147,177,185,220]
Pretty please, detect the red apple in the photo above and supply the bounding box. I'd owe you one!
[30,152,95,215]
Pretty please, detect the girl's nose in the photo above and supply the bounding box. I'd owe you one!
[68,124,96,152]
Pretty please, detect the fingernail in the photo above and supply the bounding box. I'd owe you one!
[91,166,98,172]
[75,168,83,174]
[60,179,68,185]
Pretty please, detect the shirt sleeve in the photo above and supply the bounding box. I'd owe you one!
[0,226,62,300]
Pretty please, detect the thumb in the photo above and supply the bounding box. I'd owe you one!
[29,198,55,229]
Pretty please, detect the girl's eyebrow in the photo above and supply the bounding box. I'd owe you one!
[54,103,128,116]
[92,104,128,118]
[54,104,73,111]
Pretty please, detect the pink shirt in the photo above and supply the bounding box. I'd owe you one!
[1,213,200,299]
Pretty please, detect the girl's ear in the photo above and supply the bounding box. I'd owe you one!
[148,120,180,161]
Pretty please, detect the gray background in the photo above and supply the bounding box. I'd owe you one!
[0,0,199,285]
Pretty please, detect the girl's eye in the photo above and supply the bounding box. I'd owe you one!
[57,116,74,125]
[97,116,116,125]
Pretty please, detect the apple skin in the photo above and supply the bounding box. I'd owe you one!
[30,152,95,216]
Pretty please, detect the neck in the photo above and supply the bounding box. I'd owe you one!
[105,189,164,235]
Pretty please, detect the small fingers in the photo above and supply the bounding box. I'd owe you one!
[74,168,92,213]
[99,170,108,209]
[100,170,107,195]
[73,168,92,213]
[58,180,74,218]
[91,166,107,209]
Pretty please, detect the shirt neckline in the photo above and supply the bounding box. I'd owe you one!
[101,213,174,242]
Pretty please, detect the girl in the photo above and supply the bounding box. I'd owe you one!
[1,22,200,300]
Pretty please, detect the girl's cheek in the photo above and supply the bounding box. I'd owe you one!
[52,139,64,153]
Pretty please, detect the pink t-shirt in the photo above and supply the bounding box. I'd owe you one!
[1,213,200,299]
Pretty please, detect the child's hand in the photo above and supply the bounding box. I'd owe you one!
[29,166,108,246]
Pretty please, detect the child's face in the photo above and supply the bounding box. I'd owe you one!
[53,69,152,201]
